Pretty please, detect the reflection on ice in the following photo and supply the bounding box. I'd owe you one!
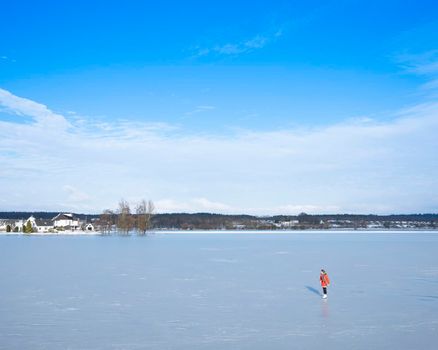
[321,298,329,319]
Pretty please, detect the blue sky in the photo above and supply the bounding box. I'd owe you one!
[1,0,438,214]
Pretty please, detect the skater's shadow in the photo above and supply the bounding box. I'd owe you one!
[305,286,321,297]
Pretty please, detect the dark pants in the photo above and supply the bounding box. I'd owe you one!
[323,287,327,295]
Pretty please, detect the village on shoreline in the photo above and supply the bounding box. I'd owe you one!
[0,213,96,235]
[0,211,437,235]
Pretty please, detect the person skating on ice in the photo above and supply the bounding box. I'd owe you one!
[320,269,330,299]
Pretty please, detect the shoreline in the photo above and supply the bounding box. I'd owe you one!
[0,231,101,236]
[1,228,438,236]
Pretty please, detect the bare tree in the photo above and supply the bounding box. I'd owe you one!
[117,199,134,235]
[99,209,115,235]
[146,200,155,232]
[135,199,155,235]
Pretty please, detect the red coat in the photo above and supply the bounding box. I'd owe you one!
[320,273,330,287]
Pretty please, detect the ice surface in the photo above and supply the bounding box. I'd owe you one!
[0,231,438,349]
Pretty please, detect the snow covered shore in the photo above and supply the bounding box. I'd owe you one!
[0,230,102,236]
[1,228,437,236]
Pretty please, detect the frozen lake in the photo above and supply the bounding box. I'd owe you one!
[1,231,438,349]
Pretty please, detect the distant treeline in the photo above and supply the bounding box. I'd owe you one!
[152,213,438,230]
[1,212,437,230]
[273,213,438,222]
[0,212,94,220]
[151,213,257,230]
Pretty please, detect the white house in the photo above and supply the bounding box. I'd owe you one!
[84,223,94,231]
[52,213,80,230]
[34,219,54,233]
[0,219,15,232]
[20,216,53,233]
[14,219,24,232]
[0,220,7,231]
[280,220,299,228]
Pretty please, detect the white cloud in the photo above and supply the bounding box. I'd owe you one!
[0,88,437,214]
[192,198,233,212]
[63,185,91,202]
[155,198,232,213]
[0,88,70,130]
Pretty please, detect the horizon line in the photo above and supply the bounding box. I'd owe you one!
[1,211,437,217]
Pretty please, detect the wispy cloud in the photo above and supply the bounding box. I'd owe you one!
[397,50,438,75]
[1,88,437,214]
[0,55,16,63]
[194,29,283,58]
[397,50,438,93]
[184,105,215,116]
